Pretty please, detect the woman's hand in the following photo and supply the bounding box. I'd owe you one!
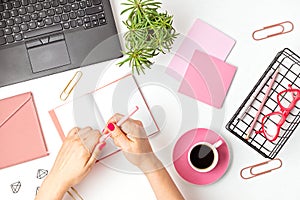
[35,127,102,200]
[104,114,163,173]
[49,127,101,186]
[105,114,184,200]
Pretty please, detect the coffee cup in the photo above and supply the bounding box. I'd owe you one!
[188,140,223,173]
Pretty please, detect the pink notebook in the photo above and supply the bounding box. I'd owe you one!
[178,50,237,108]
[49,74,159,160]
[0,92,49,169]
[167,18,236,79]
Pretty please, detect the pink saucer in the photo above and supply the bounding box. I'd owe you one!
[173,128,230,185]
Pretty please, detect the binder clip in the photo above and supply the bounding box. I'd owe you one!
[240,158,282,179]
[60,71,83,101]
[252,21,294,41]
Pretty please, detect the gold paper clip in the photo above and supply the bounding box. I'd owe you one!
[252,21,294,41]
[67,187,84,200]
[240,158,282,180]
[60,71,83,101]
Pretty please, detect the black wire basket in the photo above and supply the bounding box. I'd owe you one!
[226,48,300,159]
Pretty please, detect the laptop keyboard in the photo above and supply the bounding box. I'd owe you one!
[0,0,107,46]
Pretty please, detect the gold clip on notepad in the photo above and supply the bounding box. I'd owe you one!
[60,71,83,101]
[240,158,282,179]
[252,21,294,41]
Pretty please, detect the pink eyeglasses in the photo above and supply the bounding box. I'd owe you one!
[255,84,300,141]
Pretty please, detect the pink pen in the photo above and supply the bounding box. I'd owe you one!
[99,106,139,143]
[245,68,280,140]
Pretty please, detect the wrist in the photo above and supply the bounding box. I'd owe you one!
[139,153,164,174]
[51,171,70,188]
[39,172,69,200]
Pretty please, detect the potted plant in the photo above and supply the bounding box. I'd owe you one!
[118,0,178,74]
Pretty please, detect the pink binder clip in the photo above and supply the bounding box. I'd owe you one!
[252,21,294,41]
[240,158,282,179]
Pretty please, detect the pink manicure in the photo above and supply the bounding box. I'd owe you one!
[107,123,115,131]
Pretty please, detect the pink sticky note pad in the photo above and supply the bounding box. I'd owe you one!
[178,50,236,108]
[167,18,235,79]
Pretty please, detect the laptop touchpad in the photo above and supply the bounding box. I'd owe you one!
[26,33,71,73]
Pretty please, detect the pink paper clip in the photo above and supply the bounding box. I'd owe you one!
[252,21,294,41]
[240,158,282,179]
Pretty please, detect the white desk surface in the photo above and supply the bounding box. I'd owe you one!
[1,0,300,199]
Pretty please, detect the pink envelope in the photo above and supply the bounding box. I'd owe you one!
[178,50,236,108]
[167,18,236,79]
[0,92,48,169]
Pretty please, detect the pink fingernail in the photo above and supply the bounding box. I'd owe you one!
[99,142,106,150]
[107,123,115,131]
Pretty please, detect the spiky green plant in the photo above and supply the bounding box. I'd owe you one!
[118,0,177,74]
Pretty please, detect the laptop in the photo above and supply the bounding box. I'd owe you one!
[0,0,122,87]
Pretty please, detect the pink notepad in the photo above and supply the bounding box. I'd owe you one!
[167,18,236,79]
[0,92,49,169]
[178,50,236,108]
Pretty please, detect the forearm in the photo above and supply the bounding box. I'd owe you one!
[35,173,69,200]
[145,161,184,200]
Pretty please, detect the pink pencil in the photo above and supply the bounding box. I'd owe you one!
[245,68,280,140]
[99,106,139,143]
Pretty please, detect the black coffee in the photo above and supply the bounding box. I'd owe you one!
[190,144,214,169]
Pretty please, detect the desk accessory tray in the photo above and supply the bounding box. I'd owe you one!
[226,48,300,159]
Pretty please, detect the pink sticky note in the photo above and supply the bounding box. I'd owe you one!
[167,18,236,79]
[178,50,236,108]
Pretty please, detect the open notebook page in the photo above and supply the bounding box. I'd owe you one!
[49,74,159,159]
